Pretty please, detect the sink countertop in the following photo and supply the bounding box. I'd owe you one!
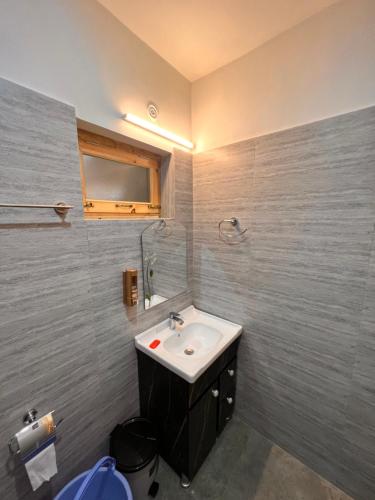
[134,305,242,383]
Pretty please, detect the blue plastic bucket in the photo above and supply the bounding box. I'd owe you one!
[54,457,133,500]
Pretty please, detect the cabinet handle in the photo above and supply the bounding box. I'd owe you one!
[226,397,233,405]
[228,369,235,377]
[212,389,219,398]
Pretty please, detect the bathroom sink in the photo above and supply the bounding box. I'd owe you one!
[163,323,223,359]
[135,306,242,383]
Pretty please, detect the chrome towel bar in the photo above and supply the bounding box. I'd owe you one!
[0,202,74,217]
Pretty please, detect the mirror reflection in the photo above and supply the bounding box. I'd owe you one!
[141,219,188,310]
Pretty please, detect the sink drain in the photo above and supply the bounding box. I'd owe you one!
[184,347,194,356]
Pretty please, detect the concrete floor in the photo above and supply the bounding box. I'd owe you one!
[156,418,352,500]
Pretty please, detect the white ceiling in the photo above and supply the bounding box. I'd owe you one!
[98,0,339,82]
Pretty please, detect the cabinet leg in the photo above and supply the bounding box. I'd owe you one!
[180,474,191,489]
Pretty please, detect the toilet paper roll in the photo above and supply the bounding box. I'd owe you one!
[24,443,57,491]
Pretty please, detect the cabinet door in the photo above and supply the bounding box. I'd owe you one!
[187,381,219,480]
[218,358,237,434]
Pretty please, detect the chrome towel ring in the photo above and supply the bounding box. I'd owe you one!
[218,217,248,244]
[153,218,172,237]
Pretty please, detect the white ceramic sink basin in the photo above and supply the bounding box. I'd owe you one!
[135,306,242,383]
[163,323,223,359]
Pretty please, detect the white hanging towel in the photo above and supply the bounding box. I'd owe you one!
[24,443,58,491]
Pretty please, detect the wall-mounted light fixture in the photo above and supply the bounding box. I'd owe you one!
[123,113,194,150]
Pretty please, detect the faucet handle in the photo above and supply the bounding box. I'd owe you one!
[169,312,184,330]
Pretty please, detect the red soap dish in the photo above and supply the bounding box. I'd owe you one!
[149,339,161,349]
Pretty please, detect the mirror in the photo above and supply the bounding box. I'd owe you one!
[141,219,188,310]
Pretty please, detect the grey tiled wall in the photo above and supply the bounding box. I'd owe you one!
[0,78,192,500]
[2,75,375,500]
[193,106,375,500]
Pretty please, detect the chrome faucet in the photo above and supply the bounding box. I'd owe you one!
[169,312,184,330]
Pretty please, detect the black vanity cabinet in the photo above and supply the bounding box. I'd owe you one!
[218,357,237,435]
[137,336,240,483]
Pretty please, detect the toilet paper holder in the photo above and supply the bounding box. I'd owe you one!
[8,409,63,458]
